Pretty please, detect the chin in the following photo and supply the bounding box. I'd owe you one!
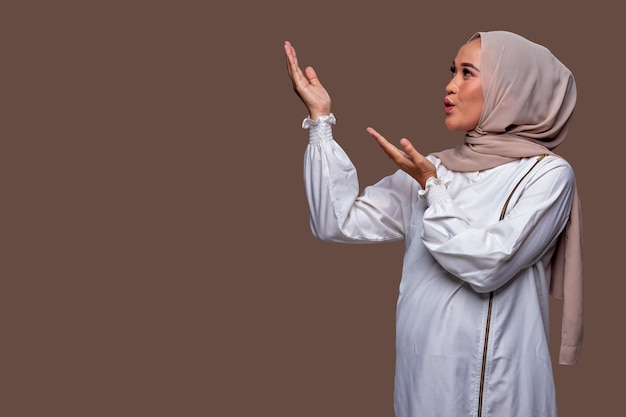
[444,122,462,132]
[445,120,475,132]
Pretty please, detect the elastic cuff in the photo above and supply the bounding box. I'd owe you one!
[303,114,336,144]
[301,113,336,129]
[418,176,451,206]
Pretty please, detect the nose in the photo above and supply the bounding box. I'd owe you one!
[446,79,459,95]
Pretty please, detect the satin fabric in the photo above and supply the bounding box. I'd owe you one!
[302,115,575,416]
[432,31,583,364]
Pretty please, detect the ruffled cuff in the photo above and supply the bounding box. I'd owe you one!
[302,114,336,144]
[418,176,452,207]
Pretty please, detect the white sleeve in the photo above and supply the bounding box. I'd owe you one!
[302,114,410,243]
[420,158,575,292]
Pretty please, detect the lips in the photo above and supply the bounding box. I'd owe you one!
[444,97,455,113]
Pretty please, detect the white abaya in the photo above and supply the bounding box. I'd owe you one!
[302,115,575,417]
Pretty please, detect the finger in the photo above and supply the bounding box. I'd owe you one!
[367,127,390,148]
[305,66,321,87]
[399,138,422,161]
[284,42,305,84]
[284,41,298,68]
[367,127,406,160]
[367,127,393,152]
[400,138,433,170]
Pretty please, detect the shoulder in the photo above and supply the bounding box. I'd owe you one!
[535,154,574,178]
[524,155,576,192]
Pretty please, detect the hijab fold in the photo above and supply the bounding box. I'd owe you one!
[432,31,583,365]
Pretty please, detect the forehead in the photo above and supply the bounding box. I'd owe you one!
[454,38,481,65]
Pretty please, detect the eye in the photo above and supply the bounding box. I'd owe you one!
[450,65,456,77]
[463,68,473,77]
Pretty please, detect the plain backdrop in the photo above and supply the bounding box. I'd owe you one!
[2,1,622,416]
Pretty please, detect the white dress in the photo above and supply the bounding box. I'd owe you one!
[302,115,575,417]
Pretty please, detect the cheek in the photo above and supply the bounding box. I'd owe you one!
[468,87,484,116]
[468,85,483,104]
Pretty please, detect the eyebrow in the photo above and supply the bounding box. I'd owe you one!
[452,61,481,72]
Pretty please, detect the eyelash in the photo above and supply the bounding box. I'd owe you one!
[450,66,472,77]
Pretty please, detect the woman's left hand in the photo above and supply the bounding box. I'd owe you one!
[367,127,437,189]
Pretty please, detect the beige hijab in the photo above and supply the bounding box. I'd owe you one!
[432,31,583,365]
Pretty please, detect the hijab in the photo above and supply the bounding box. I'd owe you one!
[432,31,583,365]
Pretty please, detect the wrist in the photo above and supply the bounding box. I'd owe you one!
[423,176,438,189]
[309,111,332,121]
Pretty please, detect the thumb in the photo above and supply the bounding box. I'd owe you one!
[305,66,321,86]
[399,138,421,160]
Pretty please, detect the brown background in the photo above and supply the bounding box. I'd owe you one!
[2,1,622,416]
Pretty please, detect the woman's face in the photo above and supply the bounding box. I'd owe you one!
[443,38,484,132]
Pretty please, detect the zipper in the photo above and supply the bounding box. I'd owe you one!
[498,154,548,220]
[478,292,494,417]
[477,153,548,417]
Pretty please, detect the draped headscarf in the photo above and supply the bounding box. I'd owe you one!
[432,31,583,365]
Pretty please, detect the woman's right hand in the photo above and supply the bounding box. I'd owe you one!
[284,41,332,120]
[367,127,437,189]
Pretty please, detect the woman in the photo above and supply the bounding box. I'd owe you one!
[284,31,583,417]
